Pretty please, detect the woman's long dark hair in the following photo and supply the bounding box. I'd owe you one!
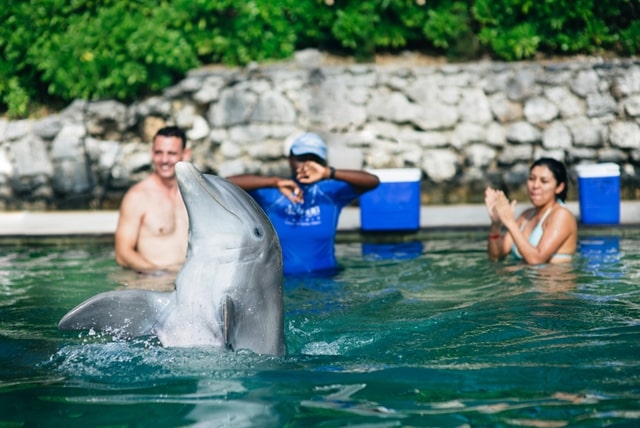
[531,157,568,201]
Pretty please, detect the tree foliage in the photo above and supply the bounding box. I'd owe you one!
[1,0,638,117]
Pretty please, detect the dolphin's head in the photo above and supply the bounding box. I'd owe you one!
[175,161,281,268]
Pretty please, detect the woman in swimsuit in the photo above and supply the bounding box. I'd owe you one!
[485,158,577,264]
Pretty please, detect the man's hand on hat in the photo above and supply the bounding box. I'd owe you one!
[276,178,304,204]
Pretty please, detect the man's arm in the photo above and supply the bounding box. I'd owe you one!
[114,191,158,272]
[328,168,380,193]
[227,174,303,203]
[226,174,280,191]
[298,162,380,193]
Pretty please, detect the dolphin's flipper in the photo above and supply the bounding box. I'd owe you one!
[223,294,235,351]
[58,289,175,339]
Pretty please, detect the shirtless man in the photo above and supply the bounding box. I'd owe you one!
[114,126,191,273]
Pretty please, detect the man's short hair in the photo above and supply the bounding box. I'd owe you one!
[154,126,187,149]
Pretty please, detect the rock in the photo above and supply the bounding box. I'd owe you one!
[609,121,640,149]
[2,54,640,208]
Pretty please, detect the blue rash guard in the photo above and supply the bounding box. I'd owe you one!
[249,179,360,275]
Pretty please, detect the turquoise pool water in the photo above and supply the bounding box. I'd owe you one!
[0,232,638,427]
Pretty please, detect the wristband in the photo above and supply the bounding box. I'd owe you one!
[329,166,336,179]
[489,233,501,240]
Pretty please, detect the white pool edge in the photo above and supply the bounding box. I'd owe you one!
[1,201,638,236]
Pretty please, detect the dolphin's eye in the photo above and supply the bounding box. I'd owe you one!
[253,226,264,240]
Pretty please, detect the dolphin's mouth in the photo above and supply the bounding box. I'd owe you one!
[185,164,240,218]
[177,162,245,229]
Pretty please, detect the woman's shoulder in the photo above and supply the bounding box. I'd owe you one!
[556,202,576,216]
[551,203,578,228]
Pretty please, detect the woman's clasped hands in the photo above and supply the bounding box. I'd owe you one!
[485,187,517,227]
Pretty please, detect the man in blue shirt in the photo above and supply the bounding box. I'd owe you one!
[228,133,379,275]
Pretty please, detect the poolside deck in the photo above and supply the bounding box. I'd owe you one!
[1,201,638,238]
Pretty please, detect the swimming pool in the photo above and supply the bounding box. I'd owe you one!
[1,231,638,426]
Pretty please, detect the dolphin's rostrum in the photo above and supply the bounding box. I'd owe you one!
[58,162,286,356]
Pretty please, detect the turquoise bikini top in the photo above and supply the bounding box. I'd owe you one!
[512,202,573,261]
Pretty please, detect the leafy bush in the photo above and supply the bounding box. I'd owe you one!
[473,0,635,59]
[621,21,640,54]
[30,3,199,101]
[1,0,638,117]
[165,0,299,65]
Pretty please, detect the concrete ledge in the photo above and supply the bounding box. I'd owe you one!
[0,211,119,236]
[1,201,638,237]
[345,201,640,230]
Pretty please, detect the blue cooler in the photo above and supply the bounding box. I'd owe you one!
[575,163,620,225]
[359,168,422,231]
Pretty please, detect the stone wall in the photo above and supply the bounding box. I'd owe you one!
[1,50,639,210]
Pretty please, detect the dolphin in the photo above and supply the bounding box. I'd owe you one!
[58,161,286,356]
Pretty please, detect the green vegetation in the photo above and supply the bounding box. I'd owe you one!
[1,0,638,117]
